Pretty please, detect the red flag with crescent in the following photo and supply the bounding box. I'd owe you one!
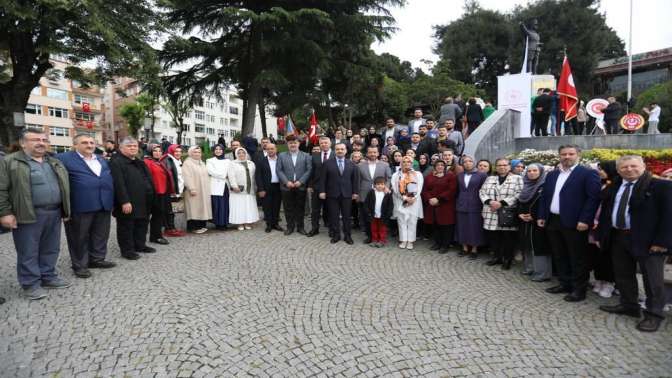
[308,111,318,145]
[557,55,578,121]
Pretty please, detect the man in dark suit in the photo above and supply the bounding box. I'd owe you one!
[255,143,283,233]
[307,136,332,237]
[538,144,601,302]
[276,136,312,235]
[532,88,552,136]
[109,137,157,260]
[331,129,351,155]
[597,155,672,332]
[318,143,360,244]
[57,134,116,278]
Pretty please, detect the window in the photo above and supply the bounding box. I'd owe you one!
[51,145,70,153]
[184,137,192,145]
[219,104,225,112]
[74,94,93,104]
[219,117,225,125]
[195,123,205,133]
[48,107,68,118]
[194,110,205,120]
[194,98,203,107]
[206,101,215,109]
[46,88,67,101]
[206,127,215,135]
[25,104,42,115]
[25,124,43,130]
[75,112,94,121]
[206,114,216,123]
[217,129,224,135]
[229,106,239,115]
[49,127,69,137]
[183,124,191,132]
[78,131,96,138]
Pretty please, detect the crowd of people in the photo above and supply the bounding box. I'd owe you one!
[1,116,671,333]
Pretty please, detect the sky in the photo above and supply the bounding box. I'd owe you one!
[372,0,672,71]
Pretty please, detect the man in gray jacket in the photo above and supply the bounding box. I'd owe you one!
[357,145,392,244]
[277,135,313,235]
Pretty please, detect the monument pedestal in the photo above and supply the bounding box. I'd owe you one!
[497,74,556,138]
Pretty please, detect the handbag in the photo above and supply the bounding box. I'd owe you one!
[497,206,519,227]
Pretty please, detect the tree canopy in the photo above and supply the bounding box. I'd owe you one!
[0,0,157,144]
[434,0,625,98]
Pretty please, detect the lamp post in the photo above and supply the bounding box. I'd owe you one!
[626,0,633,109]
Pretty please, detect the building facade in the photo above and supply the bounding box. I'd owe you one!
[593,47,672,96]
[23,59,105,152]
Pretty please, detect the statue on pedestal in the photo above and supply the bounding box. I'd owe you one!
[520,19,541,74]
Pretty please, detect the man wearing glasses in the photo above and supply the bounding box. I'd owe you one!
[0,128,72,301]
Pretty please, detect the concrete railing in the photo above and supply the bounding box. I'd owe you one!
[462,109,520,162]
[515,134,672,151]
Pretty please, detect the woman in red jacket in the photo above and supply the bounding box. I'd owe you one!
[144,145,176,245]
[421,159,457,254]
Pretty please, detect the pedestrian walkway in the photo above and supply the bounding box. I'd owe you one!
[0,227,670,377]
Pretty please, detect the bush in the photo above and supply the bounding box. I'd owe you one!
[635,80,672,133]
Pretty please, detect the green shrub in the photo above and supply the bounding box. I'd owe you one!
[635,80,672,133]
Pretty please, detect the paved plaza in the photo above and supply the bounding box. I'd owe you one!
[0,225,670,377]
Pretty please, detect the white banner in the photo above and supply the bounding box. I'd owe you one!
[498,73,532,137]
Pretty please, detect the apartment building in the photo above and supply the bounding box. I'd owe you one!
[104,79,276,146]
[24,59,105,152]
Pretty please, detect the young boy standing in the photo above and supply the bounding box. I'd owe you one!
[365,177,393,247]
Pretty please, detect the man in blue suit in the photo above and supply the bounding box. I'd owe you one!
[318,143,360,244]
[57,134,116,278]
[537,144,601,302]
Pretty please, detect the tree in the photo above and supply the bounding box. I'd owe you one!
[0,0,156,145]
[163,92,192,145]
[433,0,625,98]
[119,102,146,138]
[405,72,480,119]
[134,52,166,139]
[635,80,672,133]
[160,0,402,137]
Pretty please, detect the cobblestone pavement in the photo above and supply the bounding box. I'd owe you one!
[0,223,670,378]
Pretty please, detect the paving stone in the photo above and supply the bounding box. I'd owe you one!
[0,222,670,376]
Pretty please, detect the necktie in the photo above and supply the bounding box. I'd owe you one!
[323,151,327,163]
[338,159,344,174]
[616,182,632,229]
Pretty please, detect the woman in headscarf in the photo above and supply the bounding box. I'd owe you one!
[479,158,523,270]
[382,136,396,157]
[206,144,238,230]
[511,159,526,176]
[456,155,488,259]
[422,159,457,254]
[391,156,424,250]
[144,144,175,244]
[418,153,431,177]
[160,144,186,236]
[182,146,212,234]
[589,160,618,297]
[228,147,259,230]
[517,163,550,280]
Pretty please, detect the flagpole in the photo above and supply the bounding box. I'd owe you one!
[627,0,633,108]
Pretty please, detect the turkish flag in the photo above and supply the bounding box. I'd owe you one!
[277,116,285,134]
[557,56,578,121]
[308,111,318,145]
[86,121,94,129]
[82,102,91,113]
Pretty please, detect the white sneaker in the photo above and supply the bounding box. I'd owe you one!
[599,283,614,298]
[244,225,252,230]
[399,242,407,249]
[406,242,414,250]
[592,281,603,293]
[193,228,208,234]
[237,226,244,231]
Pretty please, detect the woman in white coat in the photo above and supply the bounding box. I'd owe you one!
[206,144,239,230]
[229,147,260,230]
[391,156,424,250]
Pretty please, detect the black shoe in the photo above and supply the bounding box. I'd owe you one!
[265,226,272,233]
[344,237,354,245]
[501,259,512,270]
[284,228,294,236]
[485,258,502,266]
[468,253,478,260]
[363,237,372,244]
[329,231,335,238]
[307,229,319,237]
[0,297,5,305]
[137,246,157,253]
[637,315,663,332]
[73,268,92,278]
[272,224,284,232]
[330,238,340,244]
[122,252,141,260]
[297,228,307,236]
[150,237,169,245]
[429,243,441,251]
[438,248,450,254]
[530,277,550,282]
[545,285,572,294]
[88,261,117,269]
[457,250,466,257]
[563,292,586,302]
[599,304,641,318]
